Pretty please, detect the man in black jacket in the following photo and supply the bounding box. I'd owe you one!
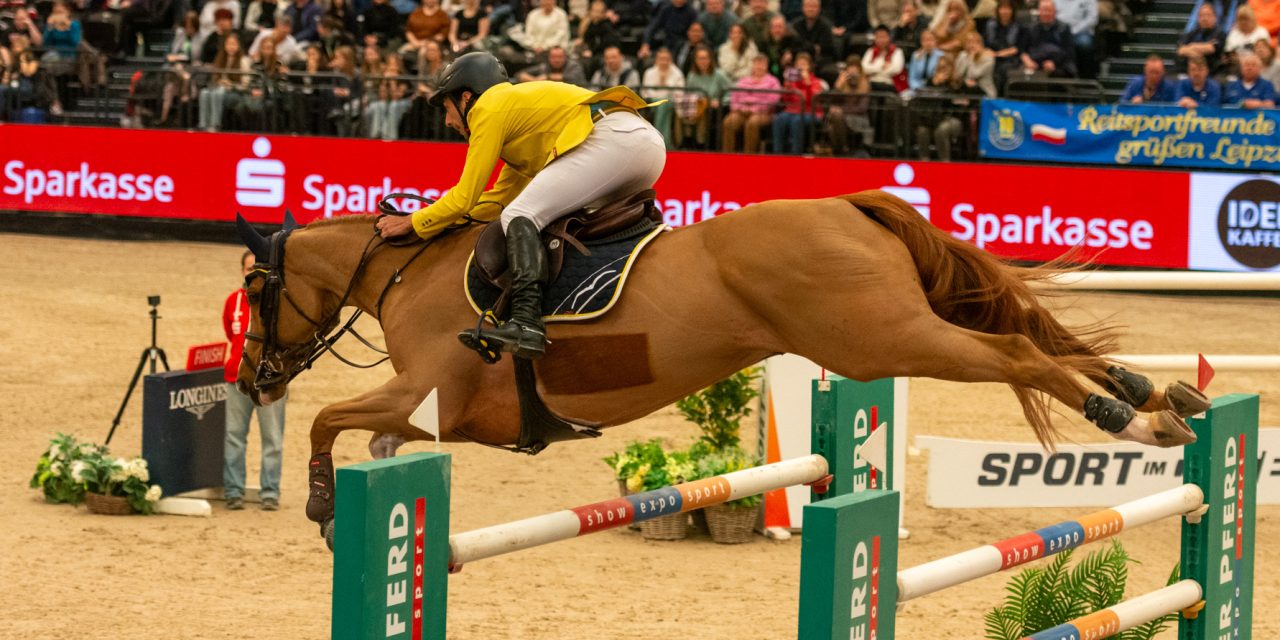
[790,0,837,77]
[360,0,402,47]
[1020,0,1076,77]
[638,0,697,59]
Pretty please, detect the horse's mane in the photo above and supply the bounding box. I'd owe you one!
[303,214,378,230]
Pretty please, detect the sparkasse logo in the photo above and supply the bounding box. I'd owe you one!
[1217,179,1280,269]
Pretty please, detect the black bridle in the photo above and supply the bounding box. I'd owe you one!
[240,197,472,392]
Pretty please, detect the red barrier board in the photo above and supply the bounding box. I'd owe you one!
[0,124,1191,268]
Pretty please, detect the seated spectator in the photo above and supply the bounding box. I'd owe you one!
[892,0,928,56]
[741,0,778,47]
[251,16,303,65]
[6,7,44,52]
[772,50,823,153]
[590,45,640,89]
[719,22,759,80]
[642,47,685,148]
[931,0,974,53]
[322,44,362,134]
[327,0,360,37]
[524,0,570,55]
[863,24,906,91]
[362,0,403,49]
[199,9,236,64]
[760,15,803,78]
[4,49,58,122]
[417,38,448,85]
[675,21,708,73]
[315,16,356,58]
[361,41,384,75]
[955,30,995,96]
[516,44,587,83]
[449,0,488,53]
[1225,51,1277,107]
[825,54,873,156]
[824,0,870,41]
[156,10,198,125]
[1176,53,1222,107]
[403,0,450,53]
[286,0,323,43]
[239,34,288,127]
[1121,54,1175,103]
[868,0,903,30]
[1224,6,1268,57]
[198,34,250,131]
[907,29,942,91]
[678,44,733,147]
[283,44,327,133]
[722,54,782,151]
[912,52,964,160]
[245,0,282,31]
[985,0,1022,91]
[40,1,80,64]
[1055,0,1097,71]
[1257,39,1280,87]
[790,0,836,74]
[576,0,619,72]
[1020,0,1077,77]
[197,0,242,55]
[638,0,697,60]
[1177,3,1225,71]
[365,52,413,138]
[700,0,738,48]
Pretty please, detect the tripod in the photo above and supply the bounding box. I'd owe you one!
[105,296,170,445]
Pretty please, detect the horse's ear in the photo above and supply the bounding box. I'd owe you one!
[236,213,270,263]
[282,209,298,231]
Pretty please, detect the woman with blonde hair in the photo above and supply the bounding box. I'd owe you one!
[955,30,995,96]
[1225,5,1269,55]
[932,0,975,53]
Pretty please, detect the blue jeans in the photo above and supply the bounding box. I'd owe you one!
[772,112,818,154]
[223,383,286,500]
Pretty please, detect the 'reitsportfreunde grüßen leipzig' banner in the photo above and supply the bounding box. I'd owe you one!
[1,124,1277,271]
[980,99,1280,172]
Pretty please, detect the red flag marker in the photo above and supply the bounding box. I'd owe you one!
[1197,354,1215,392]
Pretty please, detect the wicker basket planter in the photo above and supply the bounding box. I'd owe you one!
[85,492,134,515]
[704,503,761,544]
[618,480,642,532]
[639,512,688,540]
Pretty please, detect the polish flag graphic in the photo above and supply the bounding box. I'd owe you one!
[1030,124,1067,144]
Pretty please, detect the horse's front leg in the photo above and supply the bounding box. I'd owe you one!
[304,373,431,532]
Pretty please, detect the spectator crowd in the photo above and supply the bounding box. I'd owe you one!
[2,0,1279,155]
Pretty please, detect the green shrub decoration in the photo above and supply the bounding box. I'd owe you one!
[677,367,761,454]
[30,433,163,514]
[984,540,1180,640]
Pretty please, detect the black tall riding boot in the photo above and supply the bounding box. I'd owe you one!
[461,217,548,360]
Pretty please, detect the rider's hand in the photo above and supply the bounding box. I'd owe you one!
[376,215,416,239]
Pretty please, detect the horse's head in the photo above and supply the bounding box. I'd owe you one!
[235,212,338,405]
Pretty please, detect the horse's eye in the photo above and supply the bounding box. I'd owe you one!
[247,292,261,304]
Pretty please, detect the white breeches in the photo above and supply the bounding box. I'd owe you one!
[500,110,667,232]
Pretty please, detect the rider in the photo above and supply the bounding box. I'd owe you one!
[376,52,667,361]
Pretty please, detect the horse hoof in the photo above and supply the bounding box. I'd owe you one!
[1164,381,1210,418]
[322,518,335,552]
[1151,410,1197,447]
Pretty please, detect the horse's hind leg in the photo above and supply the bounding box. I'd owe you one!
[809,317,1196,448]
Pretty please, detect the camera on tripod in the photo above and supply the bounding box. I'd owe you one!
[106,294,171,445]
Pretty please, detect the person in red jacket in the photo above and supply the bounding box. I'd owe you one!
[772,51,825,154]
[222,250,287,511]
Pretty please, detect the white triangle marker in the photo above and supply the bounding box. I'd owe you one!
[856,422,890,473]
[409,388,440,451]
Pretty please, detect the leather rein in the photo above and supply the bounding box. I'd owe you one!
[242,196,472,391]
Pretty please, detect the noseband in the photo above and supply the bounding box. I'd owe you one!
[242,228,386,391]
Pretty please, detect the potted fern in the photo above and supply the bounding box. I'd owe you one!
[985,540,1179,640]
[677,367,763,544]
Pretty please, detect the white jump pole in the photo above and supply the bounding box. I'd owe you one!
[449,454,829,567]
[1024,580,1203,640]
[1112,354,1280,371]
[1046,271,1280,291]
[897,484,1204,603]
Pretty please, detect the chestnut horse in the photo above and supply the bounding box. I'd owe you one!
[234,190,1207,535]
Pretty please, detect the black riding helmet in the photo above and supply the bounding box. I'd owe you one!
[428,52,508,110]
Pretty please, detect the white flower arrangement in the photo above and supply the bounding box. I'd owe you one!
[30,433,161,514]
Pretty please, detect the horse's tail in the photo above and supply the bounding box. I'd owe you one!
[841,190,1118,446]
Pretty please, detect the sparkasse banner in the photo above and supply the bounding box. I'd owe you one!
[0,122,1245,270]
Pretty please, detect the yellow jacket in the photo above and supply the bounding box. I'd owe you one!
[410,82,654,239]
